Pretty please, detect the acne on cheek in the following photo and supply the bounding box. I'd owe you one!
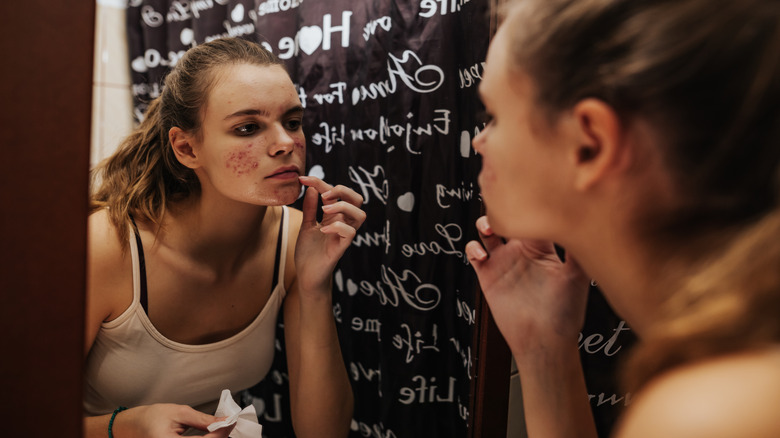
[225,144,259,176]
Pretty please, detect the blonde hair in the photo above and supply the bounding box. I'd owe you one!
[501,0,780,389]
[90,37,284,245]
[624,210,780,391]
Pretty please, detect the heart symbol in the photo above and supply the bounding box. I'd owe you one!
[397,192,415,212]
[180,28,194,46]
[297,26,323,55]
[300,165,326,199]
[460,130,471,158]
[346,279,358,296]
[231,4,244,22]
[131,56,147,73]
[334,270,344,292]
[308,165,325,180]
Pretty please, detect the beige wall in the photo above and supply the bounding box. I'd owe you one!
[91,0,134,167]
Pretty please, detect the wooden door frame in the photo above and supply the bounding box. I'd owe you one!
[0,2,95,436]
[467,4,513,437]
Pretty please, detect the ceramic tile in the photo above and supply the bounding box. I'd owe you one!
[92,84,134,167]
[99,5,131,86]
[90,83,104,167]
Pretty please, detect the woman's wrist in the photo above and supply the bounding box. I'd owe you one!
[108,406,128,438]
[296,279,333,302]
[511,331,580,370]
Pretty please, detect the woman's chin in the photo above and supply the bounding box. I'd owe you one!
[263,185,303,206]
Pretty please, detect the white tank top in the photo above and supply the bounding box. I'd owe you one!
[83,206,289,415]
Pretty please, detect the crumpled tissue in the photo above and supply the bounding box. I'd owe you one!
[207,389,263,437]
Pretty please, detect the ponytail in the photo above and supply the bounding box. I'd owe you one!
[90,96,198,247]
[622,209,780,392]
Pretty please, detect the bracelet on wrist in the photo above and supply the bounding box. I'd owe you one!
[108,406,127,438]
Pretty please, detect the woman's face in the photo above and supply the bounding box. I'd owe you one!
[472,24,569,240]
[192,63,305,206]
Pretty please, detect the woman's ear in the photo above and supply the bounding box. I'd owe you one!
[570,98,630,191]
[169,127,200,169]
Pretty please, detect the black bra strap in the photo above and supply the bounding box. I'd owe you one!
[270,207,286,291]
[128,215,149,314]
[129,208,284,315]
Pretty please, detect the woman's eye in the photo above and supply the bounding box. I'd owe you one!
[477,110,494,126]
[235,123,259,136]
[286,119,302,131]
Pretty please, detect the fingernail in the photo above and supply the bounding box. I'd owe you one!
[322,204,334,211]
[321,190,333,198]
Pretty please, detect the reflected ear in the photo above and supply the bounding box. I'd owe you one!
[169,127,199,169]
[570,98,628,191]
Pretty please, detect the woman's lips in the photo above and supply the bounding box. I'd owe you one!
[266,166,300,179]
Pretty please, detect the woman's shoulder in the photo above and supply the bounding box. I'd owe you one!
[87,209,133,313]
[88,208,127,261]
[615,348,780,438]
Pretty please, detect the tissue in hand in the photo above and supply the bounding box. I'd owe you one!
[207,389,263,437]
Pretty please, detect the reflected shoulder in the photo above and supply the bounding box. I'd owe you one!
[87,208,126,268]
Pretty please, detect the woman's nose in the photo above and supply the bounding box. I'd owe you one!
[472,129,486,154]
[269,125,295,156]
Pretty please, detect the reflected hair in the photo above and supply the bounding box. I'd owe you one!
[90,37,285,246]
[501,0,780,390]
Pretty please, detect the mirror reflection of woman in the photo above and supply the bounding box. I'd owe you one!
[84,37,363,438]
[466,1,780,437]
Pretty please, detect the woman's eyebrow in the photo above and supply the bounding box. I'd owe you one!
[224,108,271,120]
[224,106,303,120]
[284,105,304,117]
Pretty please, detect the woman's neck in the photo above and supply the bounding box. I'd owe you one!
[159,190,271,277]
[565,221,689,337]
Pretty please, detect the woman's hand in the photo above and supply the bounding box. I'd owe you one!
[295,176,366,294]
[108,404,233,438]
[465,215,590,356]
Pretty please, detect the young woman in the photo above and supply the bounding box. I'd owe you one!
[84,37,364,438]
[466,0,780,437]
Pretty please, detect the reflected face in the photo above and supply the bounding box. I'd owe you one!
[193,63,305,206]
[472,22,567,240]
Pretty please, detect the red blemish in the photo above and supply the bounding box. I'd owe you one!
[225,149,259,176]
[294,140,304,149]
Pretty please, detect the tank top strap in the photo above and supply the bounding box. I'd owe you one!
[271,206,290,291]
[128,215,150,313]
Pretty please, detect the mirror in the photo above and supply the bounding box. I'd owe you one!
[90,1,512,437]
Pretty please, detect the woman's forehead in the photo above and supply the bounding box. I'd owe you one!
[204,64,298,116]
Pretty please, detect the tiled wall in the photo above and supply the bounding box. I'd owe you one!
[91,0,134,168]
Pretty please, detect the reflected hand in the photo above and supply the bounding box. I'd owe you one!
[295,176,366,294]
[111,404,233,438]
[465,215,590,356]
